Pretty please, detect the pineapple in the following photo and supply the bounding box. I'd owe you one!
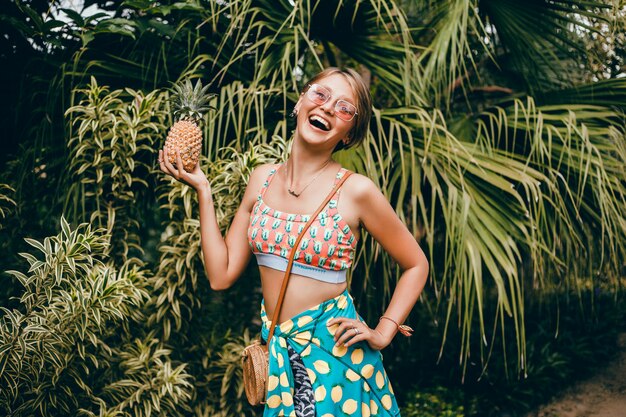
[165,79,215,172]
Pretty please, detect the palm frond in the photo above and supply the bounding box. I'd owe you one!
[480,0,613,92]
[413,0,492,107]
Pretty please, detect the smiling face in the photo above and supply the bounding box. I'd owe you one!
[293,72,358,152]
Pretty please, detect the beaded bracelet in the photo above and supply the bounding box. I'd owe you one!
[379,316,414,337]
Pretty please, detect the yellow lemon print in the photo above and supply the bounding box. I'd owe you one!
[375,371,385,389]
[279,372,289,387]
[362,402,371,417]
[389,381,395,395]
[325,303,334,312]
[336,295,348,309]
[314,385,326,402]
[312,337,321,346]
[313,360,330,374]
[351,348,364,364]
[327,321,339,335]
[271,344,276,357]
[266,395,281,408]
[301,344,312,357]
[332,343,348,357]
[381,394,393,410]
[342,399,358,414]
[306,368,317,384]
[361,364,375,379]
[363,381,371,392]
[294,331,312,345]
[267,375,279,391]
[297,316,313,327]
[280,319,294,333]
[278,338,287,348]
[331,385,343,402]
[281,391,294,407]
[345,368,360,382]
[370,399,379,415]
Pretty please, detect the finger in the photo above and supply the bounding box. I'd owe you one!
[158,150,171,174]
[328,316,357,328]
[335,326,362,347]
[334,320,360,343]
[163,146,180,178]
[344,332,367,348]
[175,148,185,172]
[192,160,203,175]
[331,319,351,341]
[175,148,191,180]
[158,150,166,171]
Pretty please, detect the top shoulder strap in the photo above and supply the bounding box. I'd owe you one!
[259,163,283,198]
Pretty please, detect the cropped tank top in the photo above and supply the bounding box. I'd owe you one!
[247,163,357,283]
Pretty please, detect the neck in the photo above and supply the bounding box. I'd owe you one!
[285,140,334,185]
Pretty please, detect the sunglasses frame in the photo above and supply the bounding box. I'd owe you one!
[305,83,358,122]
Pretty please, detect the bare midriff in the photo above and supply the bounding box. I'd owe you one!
[260,266,347,323]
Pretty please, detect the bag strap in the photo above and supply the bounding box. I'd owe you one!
[267,170,353,343]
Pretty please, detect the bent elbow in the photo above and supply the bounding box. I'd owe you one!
[209,281,232,291]
[208,273,234,291]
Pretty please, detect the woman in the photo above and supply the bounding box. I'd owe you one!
[158,67,429,416]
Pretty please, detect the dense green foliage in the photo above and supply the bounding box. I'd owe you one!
[1,0,625,415]
[402,385,476,417]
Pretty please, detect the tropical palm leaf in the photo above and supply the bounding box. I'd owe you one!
[479,0,613,92]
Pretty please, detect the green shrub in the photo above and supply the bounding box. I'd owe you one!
[402,385,476,417]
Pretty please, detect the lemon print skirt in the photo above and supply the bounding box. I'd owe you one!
[260,289,401,416]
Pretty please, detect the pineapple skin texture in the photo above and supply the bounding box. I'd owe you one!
[165,119,202,172]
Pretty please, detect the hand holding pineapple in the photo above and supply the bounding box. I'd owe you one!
[159,78,215,192]
[159,145,210,193]
[164,78,215,172]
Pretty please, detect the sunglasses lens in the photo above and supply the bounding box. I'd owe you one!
[306,84,357,121]
[307,84,329,104]
[335,100,357,121]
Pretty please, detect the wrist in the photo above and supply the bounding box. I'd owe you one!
[374,328,394,349]
[379,316,414,338]
[374,322,396,346]
[196,180,211,197]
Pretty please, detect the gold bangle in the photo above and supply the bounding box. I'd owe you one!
[379,316,414,337]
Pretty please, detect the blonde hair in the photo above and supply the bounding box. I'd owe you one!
[301,67,372,152]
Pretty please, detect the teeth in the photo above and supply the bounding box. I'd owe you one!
[310,115,330,130]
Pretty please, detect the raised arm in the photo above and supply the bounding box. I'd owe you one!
[328,174,429,350]
[159,145,273,290]
[196,163,274,290]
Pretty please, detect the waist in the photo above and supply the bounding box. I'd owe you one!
[254,253,347,284]
[261,287,354,333]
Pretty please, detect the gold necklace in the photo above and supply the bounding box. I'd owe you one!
[286,159,333,197]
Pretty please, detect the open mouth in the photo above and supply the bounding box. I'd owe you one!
[309,115,330,131]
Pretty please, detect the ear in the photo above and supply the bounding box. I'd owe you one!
[294,95,303,114]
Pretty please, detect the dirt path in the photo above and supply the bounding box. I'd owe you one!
[524,333,626,417]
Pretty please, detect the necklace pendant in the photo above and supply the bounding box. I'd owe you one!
[285,158,332,198]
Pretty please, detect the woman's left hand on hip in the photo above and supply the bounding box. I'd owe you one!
[327,317,389,351]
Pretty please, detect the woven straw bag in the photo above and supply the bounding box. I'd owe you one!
[241,340,269,405]
[241,170,352,406]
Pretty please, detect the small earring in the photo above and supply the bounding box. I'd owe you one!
[289,108,298,118]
